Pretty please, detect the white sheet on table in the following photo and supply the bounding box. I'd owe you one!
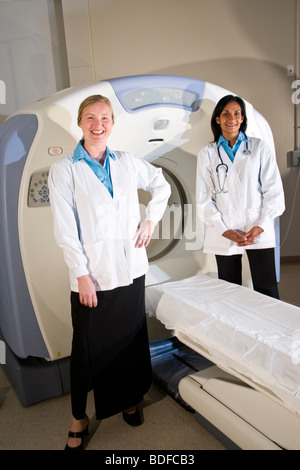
[146,274,300,414]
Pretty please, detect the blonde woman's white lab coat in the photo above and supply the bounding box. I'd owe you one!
[197,137,285,255]
[49,150,171,292]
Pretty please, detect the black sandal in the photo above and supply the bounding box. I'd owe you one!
[122,409,142,426]
[64,425,89,451]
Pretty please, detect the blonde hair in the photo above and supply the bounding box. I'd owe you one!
[77,95,115,126]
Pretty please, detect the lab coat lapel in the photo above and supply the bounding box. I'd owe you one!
[224,148,245,202]
[109,157,119,203]
[83,158,116,203]
[218,147,246,227]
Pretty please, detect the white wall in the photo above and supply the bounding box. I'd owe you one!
[0,0,69,121]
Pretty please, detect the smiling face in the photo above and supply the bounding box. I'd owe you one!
[79,101,114,151]
[215,101,244,143]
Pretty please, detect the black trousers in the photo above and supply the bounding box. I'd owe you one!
[215,248,279,299]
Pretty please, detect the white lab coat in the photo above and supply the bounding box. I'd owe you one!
[197,137,285,255]
[48,150,171,291]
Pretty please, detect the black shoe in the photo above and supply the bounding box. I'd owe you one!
[122,409,142,426]
[64,425,89,451]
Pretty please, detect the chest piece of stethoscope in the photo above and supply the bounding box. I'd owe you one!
[243,142,251,155]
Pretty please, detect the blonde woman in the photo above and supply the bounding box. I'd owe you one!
[49,95,170,450]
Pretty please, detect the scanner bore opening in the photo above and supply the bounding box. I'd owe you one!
[138,166,187,262]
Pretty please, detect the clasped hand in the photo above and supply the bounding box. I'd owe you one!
[222,226,263,246]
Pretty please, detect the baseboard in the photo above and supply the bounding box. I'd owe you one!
[280,256,300,265]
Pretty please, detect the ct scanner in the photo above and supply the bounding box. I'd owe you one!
[0,75,293,449]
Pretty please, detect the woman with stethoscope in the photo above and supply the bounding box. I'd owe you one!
[197,95,285,298]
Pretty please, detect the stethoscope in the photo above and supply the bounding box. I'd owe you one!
[214,141,251,193]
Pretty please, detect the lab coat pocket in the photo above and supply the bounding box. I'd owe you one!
[204,225,236,254]
[215,192,230,215]
[83,239,127,288]
[84,240,105,280]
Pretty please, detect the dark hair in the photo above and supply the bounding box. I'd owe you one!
[211,95,247,142]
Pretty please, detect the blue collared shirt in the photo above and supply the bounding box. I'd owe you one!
[73,140,115,197]
[217,131,248,162]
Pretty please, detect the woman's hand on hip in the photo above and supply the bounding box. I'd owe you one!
[134,220,155,248]
[77,275,98,308]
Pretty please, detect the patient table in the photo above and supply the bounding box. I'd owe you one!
[146,274,300,450]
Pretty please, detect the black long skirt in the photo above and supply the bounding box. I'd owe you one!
[70,275,152,420]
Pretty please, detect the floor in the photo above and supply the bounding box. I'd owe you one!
[0,263,299,451]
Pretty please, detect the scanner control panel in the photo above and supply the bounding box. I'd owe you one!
[28,169,50,207]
